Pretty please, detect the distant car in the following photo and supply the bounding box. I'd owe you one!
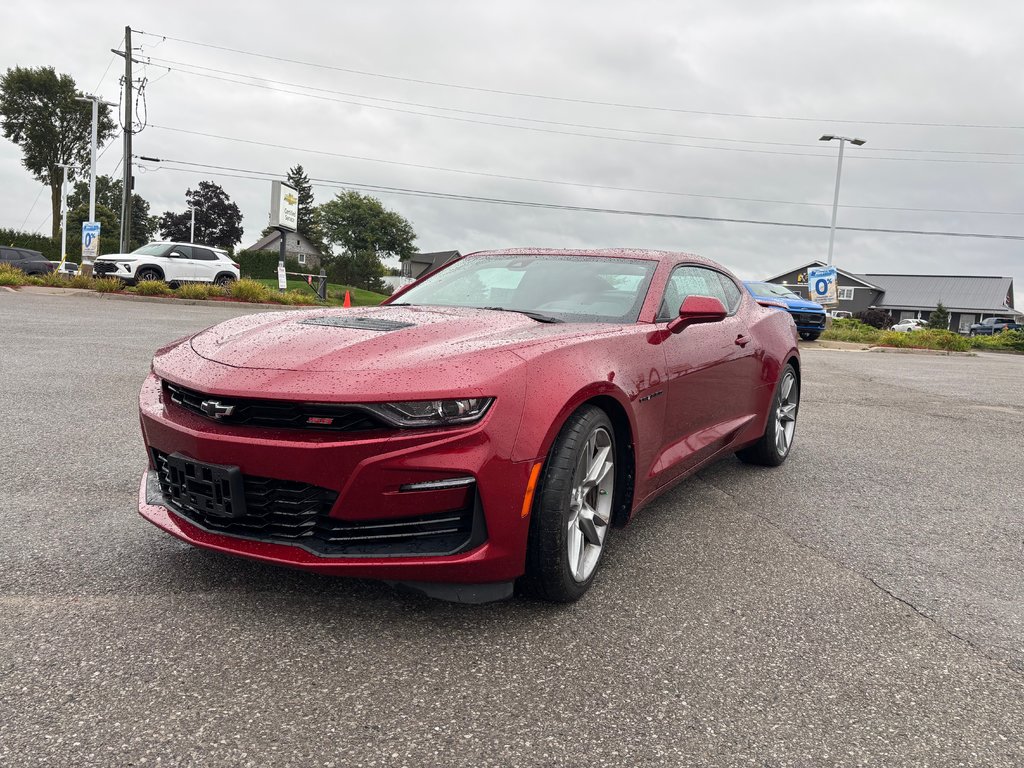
[49,261,80,276]
[830,310,853,319]
[744,281,827,341]
[94,242,239,287]
[891,318,928,333]
[968,317,1022,336]
[1,246,54,275]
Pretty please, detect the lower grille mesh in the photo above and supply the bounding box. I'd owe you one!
[152,450,480,557]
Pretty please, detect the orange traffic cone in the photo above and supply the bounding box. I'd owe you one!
[343,290,351,308]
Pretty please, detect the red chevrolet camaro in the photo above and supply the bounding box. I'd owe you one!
[138,249,800,602]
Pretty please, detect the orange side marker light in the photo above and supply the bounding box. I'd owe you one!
[521,462,543,518]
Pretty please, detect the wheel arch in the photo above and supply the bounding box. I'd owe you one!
[583,394,636,528]
[136,264,165,280]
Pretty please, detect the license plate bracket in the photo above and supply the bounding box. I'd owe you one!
[164,453,247,518]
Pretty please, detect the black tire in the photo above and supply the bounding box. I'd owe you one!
[136,268,162,283]
[800,332,820,341]
[521,405,617,602]
[215,273,236,288]
[737,363,799,467]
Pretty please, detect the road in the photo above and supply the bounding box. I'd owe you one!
[1,289,1022,767]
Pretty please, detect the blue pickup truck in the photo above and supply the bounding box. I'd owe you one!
[744,281,828,341]
[968,317,1023,336]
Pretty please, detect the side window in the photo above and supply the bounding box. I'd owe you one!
[715,273,743,313]
[169,245,193,259]
[192,247,217,261]
[2,248,23,261]
[657,265,729,321]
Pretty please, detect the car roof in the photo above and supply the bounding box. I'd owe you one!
[464,247,716,266]
[146,241,228,252]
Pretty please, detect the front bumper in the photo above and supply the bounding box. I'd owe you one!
[137,373,536,587]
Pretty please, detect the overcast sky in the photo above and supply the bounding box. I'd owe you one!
[2,1,1022,305]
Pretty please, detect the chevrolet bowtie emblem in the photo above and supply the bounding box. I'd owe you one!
[200,399,235,419]
[284,193,297,205]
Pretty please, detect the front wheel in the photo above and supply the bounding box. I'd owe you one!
[521,406,616,602]
[799,332,820,341]
[737,363,799,467]
[136,268,162,283]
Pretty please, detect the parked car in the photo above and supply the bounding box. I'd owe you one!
[1,246,54,275]
[743,281,827,341]
[830,310,853,319]
[891,318,929,333]
[49,261,80,276]
[94,242,239,287]
[138,249,801,603]
[968,317,1022,336]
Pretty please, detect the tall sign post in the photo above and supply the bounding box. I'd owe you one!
[269,180,298,292]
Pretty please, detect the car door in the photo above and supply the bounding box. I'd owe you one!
[164,245,196,282]
[189,246,220,283]
[0,247,22,268]
[652,264,758,486]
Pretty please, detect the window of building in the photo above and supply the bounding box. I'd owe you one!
[297,253,306,265]
[838,286,855,301]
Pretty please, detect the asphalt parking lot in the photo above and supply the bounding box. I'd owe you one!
[2,289,1022,767]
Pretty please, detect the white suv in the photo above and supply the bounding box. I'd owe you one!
[94,242,240,287]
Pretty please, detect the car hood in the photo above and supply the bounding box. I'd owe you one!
[94,252,137,261]
[188,305,595,373]
[774,297,825,312]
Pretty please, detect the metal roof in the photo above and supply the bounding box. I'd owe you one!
[863,273,1018,313]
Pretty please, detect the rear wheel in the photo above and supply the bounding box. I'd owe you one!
[521,406,616,602]
[737,363,799,467]
[215,273,236,288]
[136,268,162,283]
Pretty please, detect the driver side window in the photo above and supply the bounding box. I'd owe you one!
[168,245,193,259]
[657,265,730,321]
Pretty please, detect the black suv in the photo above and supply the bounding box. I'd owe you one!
[1,246,54,275]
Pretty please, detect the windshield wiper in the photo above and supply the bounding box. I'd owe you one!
[481,307,563,323]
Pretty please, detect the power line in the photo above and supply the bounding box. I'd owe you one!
[17,186,45,232]
[142,55,1024,159]
[144,64,1024,165]
[144,157,1024,241]
[147,125,1024,216]
[132,29,1024,131]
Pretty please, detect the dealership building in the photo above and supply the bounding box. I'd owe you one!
[765,260,1020,333]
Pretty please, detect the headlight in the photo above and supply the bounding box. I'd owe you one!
[365,398,494,427]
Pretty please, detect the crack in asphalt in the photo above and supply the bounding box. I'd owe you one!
[694,473,1024,680]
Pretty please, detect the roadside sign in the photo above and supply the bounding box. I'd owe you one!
[81,221,100,264]
[269,181,298,232]
[277,264,288,291]
[808,265,838,305]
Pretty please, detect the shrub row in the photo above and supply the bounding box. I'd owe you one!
[235,250,312,280]
[822,317,1022,352]
[0,229,61,261]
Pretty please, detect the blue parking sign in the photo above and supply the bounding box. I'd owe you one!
[82,222,101,262]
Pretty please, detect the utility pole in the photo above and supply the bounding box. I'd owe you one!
[56,163,74,268]
[113,25,133,253]
[190,206,195,243]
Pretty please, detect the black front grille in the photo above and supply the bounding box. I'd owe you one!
[792,312,826,328]
[164,381,388,432]
[94,261,118,275]
[151,450,483,557]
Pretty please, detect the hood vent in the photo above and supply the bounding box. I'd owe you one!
[299,316,416,332]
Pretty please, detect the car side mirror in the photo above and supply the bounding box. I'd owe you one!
[667,295,728,334]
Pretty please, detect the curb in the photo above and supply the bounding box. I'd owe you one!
[12,285,302,310]
[868,346,975,357]
[799,339,872,351]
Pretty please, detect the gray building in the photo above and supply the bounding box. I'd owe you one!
[765,260,1020,332]
[245,231,325,271]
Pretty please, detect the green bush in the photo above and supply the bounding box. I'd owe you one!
[92,278,122,293]
[876,329,970,352]
[278,290,319,306]
[134,280,172,296]
[821,318,883,344]
[229,279,272,303]
[236,250,313,280]
[969,329,1024,352]
[67,274,97,290]
[176,282,220,300]
[0,263,27,286]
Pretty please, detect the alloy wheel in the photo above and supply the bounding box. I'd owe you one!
[566,426,614,583]
[775,371,799,457]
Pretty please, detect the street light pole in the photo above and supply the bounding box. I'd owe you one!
[56,163,75,268]
[819,135,866,266]
[190,206,195,243]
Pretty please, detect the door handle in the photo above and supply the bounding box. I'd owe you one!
[735,334,751,347]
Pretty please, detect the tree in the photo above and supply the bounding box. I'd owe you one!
[67,175,157,252]
[928,301,950,330]
[853,308,895,330]
[286,164,320,243]
[316,191,417,261]
[159,181,243,252]
[0,66,116,240]
[325,250,388,294]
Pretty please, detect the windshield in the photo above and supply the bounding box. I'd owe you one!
[747,282,799,299]
[131,243,171,257]
[392,255,658,323]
